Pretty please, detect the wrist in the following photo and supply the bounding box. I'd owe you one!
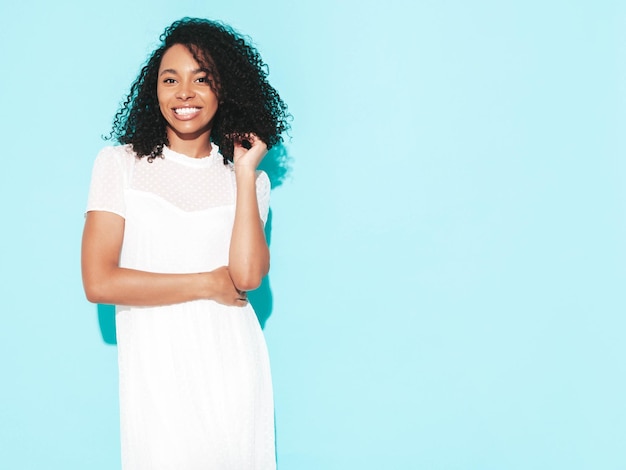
[233,165,257,181]
[195,272,214,300]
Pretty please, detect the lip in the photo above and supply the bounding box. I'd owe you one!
[172,106,202,120]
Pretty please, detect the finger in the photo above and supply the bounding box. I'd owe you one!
[245,133,259,144]
[248,136,267,151]
[237,133,265,149]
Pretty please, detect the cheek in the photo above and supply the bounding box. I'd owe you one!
[210,95,220,113]
[202,91,219,112]
[156,89,171,116]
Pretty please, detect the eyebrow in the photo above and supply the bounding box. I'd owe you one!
[159,68,206,76]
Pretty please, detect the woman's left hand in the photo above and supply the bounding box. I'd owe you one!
[233,134,268,170]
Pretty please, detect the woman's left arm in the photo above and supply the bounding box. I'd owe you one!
[228,135,271,292]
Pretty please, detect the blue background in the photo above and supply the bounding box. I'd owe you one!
[1,1,625,468]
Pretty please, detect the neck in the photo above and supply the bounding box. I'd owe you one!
[166,129,213,159]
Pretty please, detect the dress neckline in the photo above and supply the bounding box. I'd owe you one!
[162,144,221,168]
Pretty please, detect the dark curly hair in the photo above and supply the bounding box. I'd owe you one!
[109,17,290,163]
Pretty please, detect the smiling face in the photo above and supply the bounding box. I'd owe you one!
[157,44,219,151]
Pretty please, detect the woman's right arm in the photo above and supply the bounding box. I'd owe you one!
[81,211,245,307]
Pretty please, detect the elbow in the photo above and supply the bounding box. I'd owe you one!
[230,263,269,292]
[84,287,103,305]
[230,252,269,292]
[82,263,119,305]
[83,280,109,304]
[231,272,265,292]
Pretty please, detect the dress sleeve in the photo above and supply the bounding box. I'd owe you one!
[255,170,271,225]
[86,147,127,218]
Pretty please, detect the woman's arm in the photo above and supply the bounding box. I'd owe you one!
[228,135,271,292]
[81,211,246,307]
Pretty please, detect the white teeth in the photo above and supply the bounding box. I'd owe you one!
[174,107,200,115]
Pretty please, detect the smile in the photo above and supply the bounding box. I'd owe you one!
[174,107,201,115]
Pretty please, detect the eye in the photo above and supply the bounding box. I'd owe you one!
[196,75,209,84]
[162,77,176,84]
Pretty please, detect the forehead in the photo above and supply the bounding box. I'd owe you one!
[159,44,200,71]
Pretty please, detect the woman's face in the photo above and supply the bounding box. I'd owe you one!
[157,44,219,143]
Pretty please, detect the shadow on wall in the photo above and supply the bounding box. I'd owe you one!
[258,142,292,189]
[98,304,117,345]
[97,144,292,345]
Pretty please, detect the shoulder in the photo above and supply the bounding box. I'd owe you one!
[255,170,270,202]
[255,170,270,188]
[90,144,138,182]
[221,159,269,187]
[95,144,137,163]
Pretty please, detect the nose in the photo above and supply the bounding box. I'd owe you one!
[176,81,195,100]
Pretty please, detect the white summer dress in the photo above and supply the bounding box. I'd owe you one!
[86,144,275,470]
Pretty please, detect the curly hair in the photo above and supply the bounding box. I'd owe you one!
[109,17,290,163]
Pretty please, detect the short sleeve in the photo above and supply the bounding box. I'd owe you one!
[255,170,271,225]
[85,147,128,218]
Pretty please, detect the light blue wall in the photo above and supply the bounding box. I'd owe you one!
[1,1,625,468]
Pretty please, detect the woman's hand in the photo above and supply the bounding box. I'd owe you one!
[205,266,249,307]
[233,134,267,170]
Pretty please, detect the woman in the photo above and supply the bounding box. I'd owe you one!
[81,17,289,469]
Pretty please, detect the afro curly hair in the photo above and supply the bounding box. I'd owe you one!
[109,17,290,163]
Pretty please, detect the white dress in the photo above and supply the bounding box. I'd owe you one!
[86,144,275,470]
